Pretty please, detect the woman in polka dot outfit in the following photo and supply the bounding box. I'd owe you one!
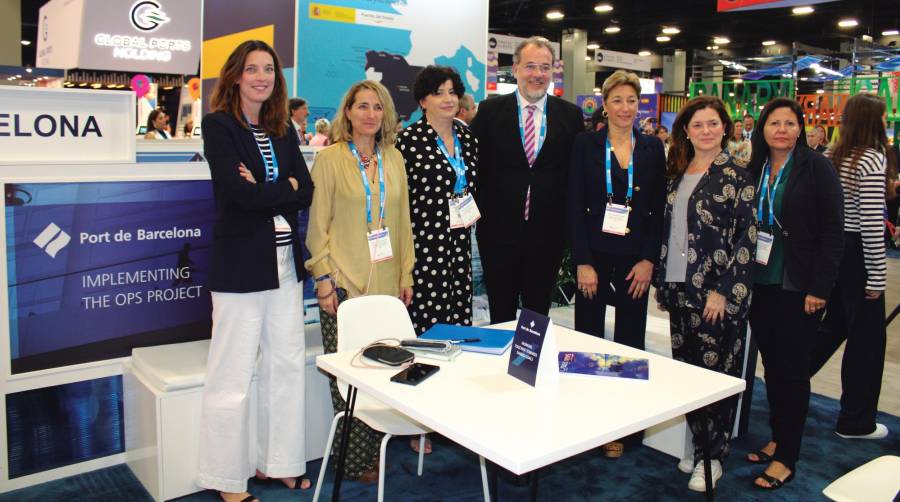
[397,65,478,334]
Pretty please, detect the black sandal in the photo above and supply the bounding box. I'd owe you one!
[755,471,794,490]
[288,476,312,490]
[746,449,773,464]
[218,492,258,502]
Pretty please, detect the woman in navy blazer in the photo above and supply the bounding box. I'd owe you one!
[197,40,314,501]
[567,70,666,458]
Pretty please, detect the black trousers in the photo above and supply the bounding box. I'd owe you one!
[749,285,823,470]
[478,226,565,323]
[574,252,648,350]
[810,232,887,435]
[667,283,746,462]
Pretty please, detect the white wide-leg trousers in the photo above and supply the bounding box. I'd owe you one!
[197,246,306,493]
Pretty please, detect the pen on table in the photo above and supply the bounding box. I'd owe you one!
[449,338,480,343]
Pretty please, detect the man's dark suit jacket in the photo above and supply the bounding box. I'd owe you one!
[202,111,314,293]
[470,92,584,249]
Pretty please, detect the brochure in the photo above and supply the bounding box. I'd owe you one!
[558,351,649,381]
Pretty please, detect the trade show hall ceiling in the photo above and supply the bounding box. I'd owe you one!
[17,0,900,67]
[487,0,899,56]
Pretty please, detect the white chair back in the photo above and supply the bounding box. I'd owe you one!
[334,295,416,403]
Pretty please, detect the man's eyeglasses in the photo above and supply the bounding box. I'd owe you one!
[521,63,552,74]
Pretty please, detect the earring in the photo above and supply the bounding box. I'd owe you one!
[601,109,608,118]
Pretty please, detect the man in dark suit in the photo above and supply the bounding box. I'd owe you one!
[470,36,584,323]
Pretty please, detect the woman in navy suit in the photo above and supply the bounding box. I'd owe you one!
[567,69,666,458]
[197,40,314,502]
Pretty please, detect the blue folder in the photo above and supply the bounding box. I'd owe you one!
[420,324,515,355]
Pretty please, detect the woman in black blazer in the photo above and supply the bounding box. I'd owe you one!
[567,70,665,458]
[653,96,757,492]
[745,98,843,491]
[197,40,314,501]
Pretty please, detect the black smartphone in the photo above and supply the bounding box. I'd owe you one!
[390,363,440,386]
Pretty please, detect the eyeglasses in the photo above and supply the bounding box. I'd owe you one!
[521,63,552,74]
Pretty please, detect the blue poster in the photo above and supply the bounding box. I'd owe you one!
[6,181,215,373]
[296,0,486,126]
[507,309,550,387]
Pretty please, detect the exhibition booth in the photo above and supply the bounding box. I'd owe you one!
[1,0,898,500]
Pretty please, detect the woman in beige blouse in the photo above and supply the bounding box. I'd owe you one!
[305,79,414,481]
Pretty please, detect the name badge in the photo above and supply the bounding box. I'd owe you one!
[448,199,464,229]
[457,193,481,228]
[602,203,630,236]
[367,227,393,263]
[756,231,774,265]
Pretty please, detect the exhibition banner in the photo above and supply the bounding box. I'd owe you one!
[0,87,135,164]
[689,79,794,119]
[298,0,487,125]
[38,0,201,74]
[717,0,836,12]
[6,180,214,373]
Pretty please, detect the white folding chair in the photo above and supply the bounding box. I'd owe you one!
[313,295,429,502]
[822,455,900,502]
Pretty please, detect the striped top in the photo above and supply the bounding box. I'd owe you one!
[835,147,887,290]
[250,123,293,247]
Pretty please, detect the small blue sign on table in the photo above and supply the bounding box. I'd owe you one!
[507,309,558,387]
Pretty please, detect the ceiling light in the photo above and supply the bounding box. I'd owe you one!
[587,42,600,50]
[837,19,858,28]
[79,82,88,87]
[25,68,33,73]
[792,6,814,15]
[662,26,680,35]
[638,50,652,57]
[91,83,102,89]
[713,36,730,44]
[882,29,899,36]
[800,77,808,81]
[733,78,743,84]
[711,45,719,50]
[816,89,825,94]
[585,56,592,61]
[594,3,613,13]
[762,40,776,46]
[604,26,621,33]
[656,35,671,42]
[20,40,31,46]
[546,9,564,20]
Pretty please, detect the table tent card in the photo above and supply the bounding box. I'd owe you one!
[507,309,559,387]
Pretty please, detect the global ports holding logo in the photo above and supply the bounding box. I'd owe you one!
[130,0,170,32]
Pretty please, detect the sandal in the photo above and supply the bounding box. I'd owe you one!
[746,449,773,464]
[219,492,258,502]
[410,437,433,455]
[254,471,311,490]
[601,441,624,459]
[754,471,794,490]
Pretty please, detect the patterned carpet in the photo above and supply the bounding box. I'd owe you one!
[2,378,898,502]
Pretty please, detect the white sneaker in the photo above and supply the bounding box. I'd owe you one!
[688,459,722,492]
[836,423,889,439]
[678,456,694,474]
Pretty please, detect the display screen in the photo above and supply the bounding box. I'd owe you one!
[5,181,214,373]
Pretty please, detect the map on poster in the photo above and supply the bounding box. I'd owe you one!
[297,1,487,124]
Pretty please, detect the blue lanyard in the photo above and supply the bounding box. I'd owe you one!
[349,142,385,224]
[434,126,468,194]
[757,151,792,228]
[604,131,635,205]
[244,116,279,182]
[515,91,547,162]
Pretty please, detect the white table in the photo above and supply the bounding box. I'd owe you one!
[317,322,745,500]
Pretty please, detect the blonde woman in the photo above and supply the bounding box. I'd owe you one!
[305,80,414,482]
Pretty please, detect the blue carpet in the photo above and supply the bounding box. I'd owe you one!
[2,378,898,501]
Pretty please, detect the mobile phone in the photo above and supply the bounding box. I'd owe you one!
[390,363,440,386]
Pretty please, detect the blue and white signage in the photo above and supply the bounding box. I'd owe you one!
[507,309,559,387]
[0,87,135,163]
